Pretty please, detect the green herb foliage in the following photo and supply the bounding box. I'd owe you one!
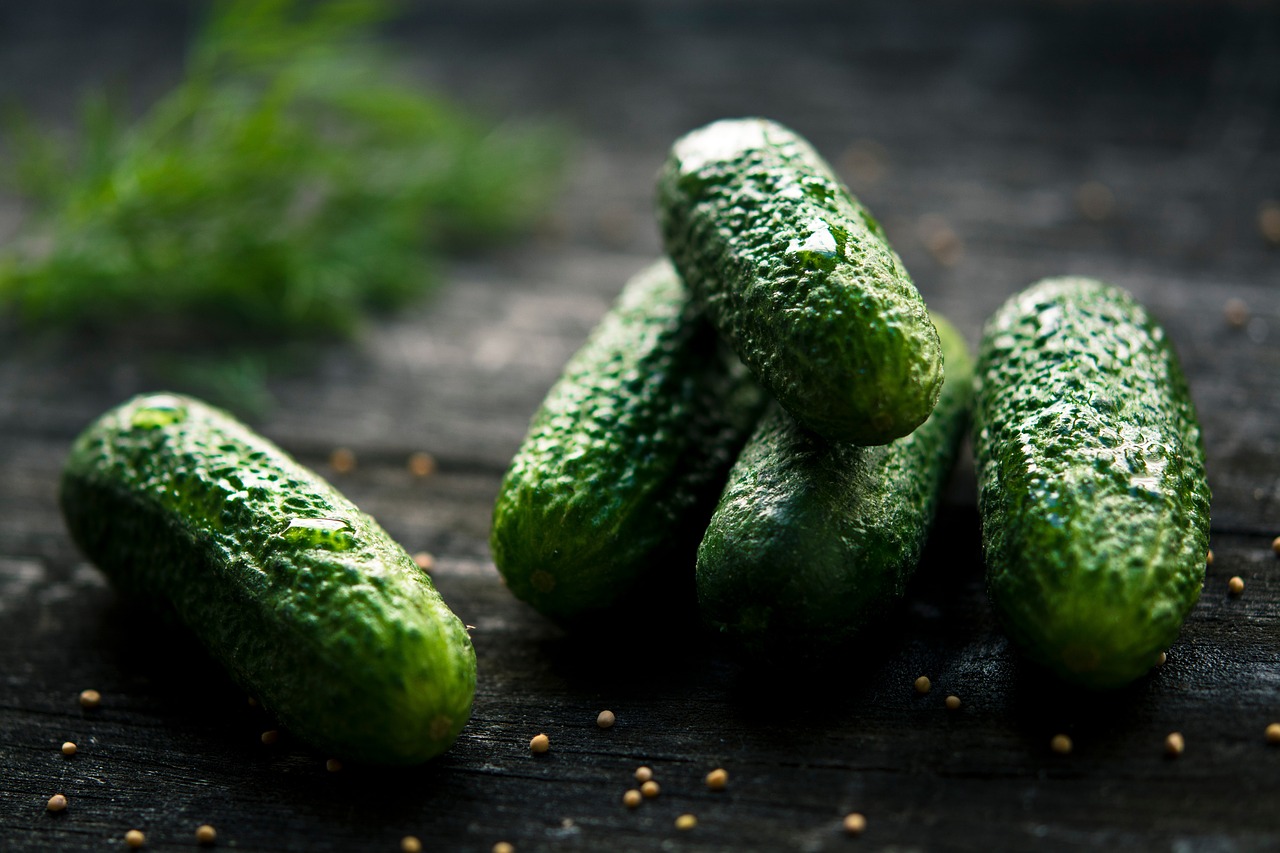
[0,0,564,340]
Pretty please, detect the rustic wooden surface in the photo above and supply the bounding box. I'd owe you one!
[3,1,1280,850]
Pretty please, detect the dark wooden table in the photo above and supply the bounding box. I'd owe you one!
[3,2,1280,850]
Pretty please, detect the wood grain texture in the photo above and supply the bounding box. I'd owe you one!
[2,1,1279,851]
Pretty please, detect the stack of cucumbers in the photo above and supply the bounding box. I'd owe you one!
[60,117,1210,766]
[493,117,1210,689]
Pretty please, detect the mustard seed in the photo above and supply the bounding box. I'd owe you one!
[1076,180,1115,222]
[1272,536,1280,556]
[1266,723,1280,745]
[196,824,217,845]
[623,789,642,809]
[1224,297,1250,327]
[46,793,68,812]
[412,552,435,571]
[705,768,728,791]
[408,452,437,478]
[125,829,146,848]
[914,676,931,695]
[641,780,660,799]
[530,733,550,754]
[1165,732,1185,757]
[78,689,101,709]
[597,710,616,729]
[842,812,867,836]
[1156,651,1168,667]
[1229,576,1245,596]
[1260,203,1280,246]
[401,836,422,853]
[634,766,653,783]
[260,730,279,745]
[326,758,343,772]
[1051,734,1073,755]
[329,447,356,473]
[493,843,515,853]
[60,741,76,756]
[1206,550,1214,566]
[945,695,961,711]
[675,814,697,831]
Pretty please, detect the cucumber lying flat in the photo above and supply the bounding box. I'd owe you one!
[490,259,767,624]
[973,278,1211,689]
[658,117,944,445]
[61,393,476,764]
[696,315,973,660]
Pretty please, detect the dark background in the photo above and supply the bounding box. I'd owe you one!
[2,2,1279,851]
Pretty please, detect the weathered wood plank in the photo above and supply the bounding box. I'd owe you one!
[2,1,1279,851]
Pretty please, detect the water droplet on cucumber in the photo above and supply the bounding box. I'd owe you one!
[131,395,187,429]
[279,517,355,551]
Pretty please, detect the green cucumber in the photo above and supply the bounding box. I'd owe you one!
[60,393,476,764]
[658,117,944,445]
[696,314,973,660]
[973,278,1211,689]
[490,259,767,624]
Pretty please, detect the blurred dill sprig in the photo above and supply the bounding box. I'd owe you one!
[0,0,565,340]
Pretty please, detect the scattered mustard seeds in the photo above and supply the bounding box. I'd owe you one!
[914,676,931,695]
[78,689,101,709]
[623,789,642,809]
[61,741,76,756]
[125,829,145,848]
[326,758,343,773]
[196,824,217,845]
[842,812,868,836]
[1229,576,1245,596]
[597,710,616,729]
[46,793,68,812]
[945,695,961,711]
[530,733,550,754]
[1266,723,1280,745]
[705,768,728,791]
[261,730,279,745]
[675,814,697,831]
[401,836,422,853]
[408,452,438,478]
[329,447,357,474]
[634,766,653,783]
[641,780,660,799]
[1165,732,1185,757]
[1050,734,1073,755]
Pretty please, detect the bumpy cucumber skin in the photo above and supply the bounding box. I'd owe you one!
[973,278,1210,689]
[60,394,477,765]
[696,315,973,660]
[490,260,767,624]
[658,117,944,446]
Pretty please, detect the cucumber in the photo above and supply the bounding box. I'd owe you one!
[490,259,767,624]
[696,314,973,660]
[973,278,1210,689]
[60,393,476,764]
[658,117,944,445]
